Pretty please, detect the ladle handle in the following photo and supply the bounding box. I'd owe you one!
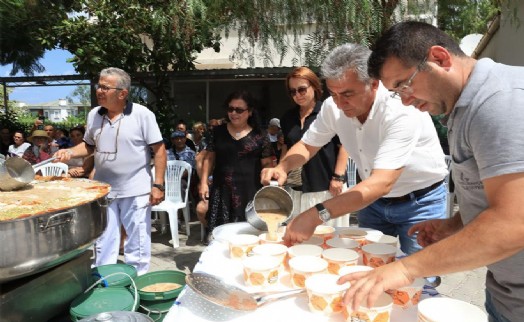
[255,289,306,307]
[269,180,279,186]
[32,156,58,169]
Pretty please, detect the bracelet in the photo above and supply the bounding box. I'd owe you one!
[332,174,346,182]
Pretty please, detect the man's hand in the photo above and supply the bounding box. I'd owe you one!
[53,149,73,162]
[260,167,287,186]
[408,218,458,247]
[150,186,164,206]
[339,260,414,310]
[282,209,320,245]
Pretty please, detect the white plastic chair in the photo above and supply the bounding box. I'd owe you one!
[346,157,357,189]
[35,162,68,176]
[151,160,192,248]
[444,155,455,218]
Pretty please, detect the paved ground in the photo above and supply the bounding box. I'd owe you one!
[149,217,487,313]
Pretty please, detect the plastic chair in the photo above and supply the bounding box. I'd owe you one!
[346,157,357,189]
[151,160,192,248]
[444,155,455,218]
[35,162,68,176]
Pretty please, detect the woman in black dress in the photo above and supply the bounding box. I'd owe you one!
[199,90,274,241]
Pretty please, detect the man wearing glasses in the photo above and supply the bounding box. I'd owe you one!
[262,43,448,258]
[338,21,524,322]
[55,67,167,275]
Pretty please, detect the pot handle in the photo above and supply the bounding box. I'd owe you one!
[38,210,75,231]
[97,195,116,208]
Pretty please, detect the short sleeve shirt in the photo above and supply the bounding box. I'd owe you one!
[302,84,447,197]
[447,58,524,321]
[84,102,163,198]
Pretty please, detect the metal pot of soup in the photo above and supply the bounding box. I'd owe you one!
[245,182,293,237]
[0,177,111,283]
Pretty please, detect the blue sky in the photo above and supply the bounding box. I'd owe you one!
[0,49,80,104]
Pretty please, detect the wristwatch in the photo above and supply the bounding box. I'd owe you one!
[314,203,331,223]
[332,173,346,183]
[152,183,165,192]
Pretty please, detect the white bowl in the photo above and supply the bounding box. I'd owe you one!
[242,255,280,287]
[365,234,398,247]
[288,255,328,288]
[305,273,350,316]
[326,237,359,250]
[418,298,487,322]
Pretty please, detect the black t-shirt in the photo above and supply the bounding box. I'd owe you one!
[280,101,340,193]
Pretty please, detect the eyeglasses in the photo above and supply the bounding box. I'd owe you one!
[95,116,122,159]
[227,106,248,114]
[95,84,123,92]
[390,56,428,98]
[288,85,310,97]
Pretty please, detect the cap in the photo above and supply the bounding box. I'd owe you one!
[269,118,280,128]
[171,130,186,138]
[27,130,53,143]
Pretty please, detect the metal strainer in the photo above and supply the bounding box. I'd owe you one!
[185,272,305,311]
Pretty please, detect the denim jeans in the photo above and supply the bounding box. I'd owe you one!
[357,182,447,255]
[485,289,512,322]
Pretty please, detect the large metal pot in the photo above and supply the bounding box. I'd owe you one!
[0,191,109,283]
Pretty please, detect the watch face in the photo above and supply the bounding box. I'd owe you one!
[319,209,331,222]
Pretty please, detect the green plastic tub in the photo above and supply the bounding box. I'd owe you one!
[132,270,186,322]
[133,270,186,301]
[69,287,137,321]
[91,263,137,288]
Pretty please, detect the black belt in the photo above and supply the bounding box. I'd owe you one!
[381,180,444,203]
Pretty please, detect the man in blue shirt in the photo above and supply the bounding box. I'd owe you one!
[167,130,195,169]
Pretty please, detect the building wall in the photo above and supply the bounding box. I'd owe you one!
[478,2,524,66]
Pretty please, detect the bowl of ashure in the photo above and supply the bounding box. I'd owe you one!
[132,270,187,320]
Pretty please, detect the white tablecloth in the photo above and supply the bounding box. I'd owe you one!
[164,226,436,322]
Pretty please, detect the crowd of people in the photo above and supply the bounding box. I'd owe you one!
[0,123,94,177]
[4,20,522,321]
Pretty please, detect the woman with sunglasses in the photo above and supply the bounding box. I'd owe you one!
[280,66,348,218]
[199,90,275,244]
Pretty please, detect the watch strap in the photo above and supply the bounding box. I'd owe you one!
[152,183,165,192]
[314,203,325,213]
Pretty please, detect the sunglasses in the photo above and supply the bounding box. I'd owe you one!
[227,106,248,114]
[288,85,310,97]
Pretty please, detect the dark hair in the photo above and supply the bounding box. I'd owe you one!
[285,66,323,101]
[56,128,69,137]
[13,129,26,138]
[222,90,262,132]
[70,126,85,136]
[368,21,466,79]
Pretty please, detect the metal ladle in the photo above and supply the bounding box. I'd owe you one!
[0,157,58,191]
[185,272,305,311]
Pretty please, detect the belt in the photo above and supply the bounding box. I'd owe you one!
[381,180,444,203]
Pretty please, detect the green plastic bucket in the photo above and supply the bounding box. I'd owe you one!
[132,270,186,322]
[69,287,137,321]
[91,263,137,288]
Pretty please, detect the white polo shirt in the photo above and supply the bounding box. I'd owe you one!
[302,83,447,197]
[84,102,163,198]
